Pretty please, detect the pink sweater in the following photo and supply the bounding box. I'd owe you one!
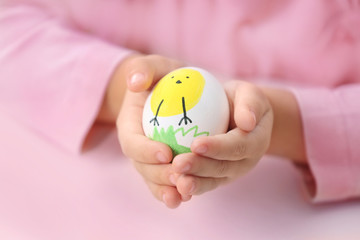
[1,0,359,203]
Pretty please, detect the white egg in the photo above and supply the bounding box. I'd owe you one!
[142,67,229,155]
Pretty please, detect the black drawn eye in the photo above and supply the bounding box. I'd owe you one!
[171,76,174,78]
[186,76,189,78]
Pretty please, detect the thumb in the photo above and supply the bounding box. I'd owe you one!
[232,82,270,132]
[126,55,183,92]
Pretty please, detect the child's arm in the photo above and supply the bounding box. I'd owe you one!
[0,4,132,152]
[285,85,360,202]
[257,85,360,202]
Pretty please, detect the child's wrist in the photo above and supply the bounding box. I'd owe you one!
[260,87,307,163]
[97,55,139,123]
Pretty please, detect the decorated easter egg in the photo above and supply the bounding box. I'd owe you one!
[142,67,229,156]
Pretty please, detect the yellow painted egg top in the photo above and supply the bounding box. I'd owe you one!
[150,68,205,117]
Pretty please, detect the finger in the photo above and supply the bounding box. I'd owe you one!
[146,181,182,209]
[126,55,183,92]
[172,153,253,178]
[234,84,268,132]
[191,128,248,161]
[132,160,175,186]
[192,112,273,161]
[120,132,173,164]
[117,90,173,163]
[176,175,229,196]
[181,194,192,202]
[225,81,270,132]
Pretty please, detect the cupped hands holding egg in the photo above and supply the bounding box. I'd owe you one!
[142,67,229,155]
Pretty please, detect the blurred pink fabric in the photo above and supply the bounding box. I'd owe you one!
[0,0,360,204]
[1,112,359,240]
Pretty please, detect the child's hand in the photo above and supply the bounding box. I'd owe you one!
[116,54,187,208]
[172,81,274,198]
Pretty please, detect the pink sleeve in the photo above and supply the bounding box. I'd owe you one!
[0,4,132,153]
[291,85,360,202]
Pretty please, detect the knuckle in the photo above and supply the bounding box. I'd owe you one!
[125,55,150,72]
[146,54,163,62]
[124,55,142,68]
[215,161,228,177]
[233,143,247,159]
[209,138,222,158]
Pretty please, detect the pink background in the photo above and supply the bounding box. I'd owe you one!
[1,111,360,240]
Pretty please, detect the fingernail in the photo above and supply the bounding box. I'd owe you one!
[181,164,191,173]
[194,145,208,154]
[129,73,145,86]
[156,152,168,163]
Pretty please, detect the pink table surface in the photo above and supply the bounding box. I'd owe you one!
[1,111,360,240]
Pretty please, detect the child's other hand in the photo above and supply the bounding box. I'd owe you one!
[172,81,273,198]
[116,55,186,208]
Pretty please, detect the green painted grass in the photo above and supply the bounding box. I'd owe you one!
[151,125,209,156]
